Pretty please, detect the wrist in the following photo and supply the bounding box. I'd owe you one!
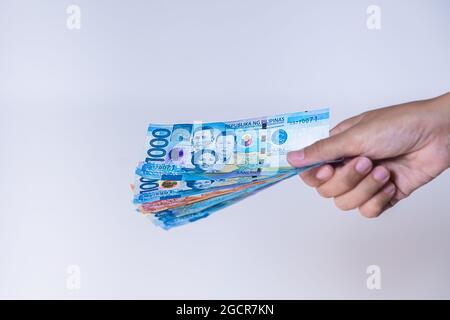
[429,92,450,168]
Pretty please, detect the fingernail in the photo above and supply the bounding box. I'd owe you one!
[315,166,332,180]
[383,183,395,194]
[355,157,372,173]
[287,149,305,167]
[373,166,389,182]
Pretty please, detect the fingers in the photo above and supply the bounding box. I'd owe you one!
[299,164,335,187]
[298,158,398,218]
[358,183,396,218]
[333,166,390,211]
[315,157,373,198]
[287,129,361,167]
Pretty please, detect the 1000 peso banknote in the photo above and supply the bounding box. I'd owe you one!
[136,171,293,213]
[134,169,291,204]
[139,109,329,179]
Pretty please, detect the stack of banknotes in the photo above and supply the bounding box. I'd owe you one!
[132,108,330,230]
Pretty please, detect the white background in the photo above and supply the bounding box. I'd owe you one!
[1,0,449,299]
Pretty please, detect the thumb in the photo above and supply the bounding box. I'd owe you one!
[287,131,359,167]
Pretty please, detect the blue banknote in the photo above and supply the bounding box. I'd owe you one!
[136,170,294,214]
[152,176,292,229]
[141,109,329,178]
[133,108,333,229]
[133,171,284,204]
[151,170,299,229]
[133,162,326,205]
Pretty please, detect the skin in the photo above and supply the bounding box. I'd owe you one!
[287,92,450,218]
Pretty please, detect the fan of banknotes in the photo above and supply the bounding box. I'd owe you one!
[132,108,330,229]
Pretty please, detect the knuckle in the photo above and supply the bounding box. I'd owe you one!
[331,123,346,135]
[333,197,354,211]
[346,134,364,154]
[309,140,326,159]
[299,172,319,187]
[340,176,357,191]
[316,186,334,198]
[359,204,382,218]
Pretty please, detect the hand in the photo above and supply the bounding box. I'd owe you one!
[287,93,450,218]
